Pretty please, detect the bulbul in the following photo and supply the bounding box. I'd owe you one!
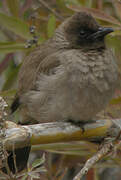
[9,11,118,173]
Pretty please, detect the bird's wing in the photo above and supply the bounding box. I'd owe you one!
[11,48,62,113]
[19,52,61,93]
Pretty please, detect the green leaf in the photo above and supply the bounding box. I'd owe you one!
[32,167,46,173]
[113,1,121,21]
[0,12,31,39]
[32,154,45,169]
[56,0,67,9]
[0,1,2,8]
[66,0,81,6]
[109,30,121,37]
[2,65,20,90]
[0,89,17,97]
[110,97,121,105]
[47,149,91,156]
[0,42,26,53]
[6,0,19,17]
[47,14,56,38]
[21,174,28,180]
[28,173,40,179]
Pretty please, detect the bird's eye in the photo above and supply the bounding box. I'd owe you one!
[79,29,85,36]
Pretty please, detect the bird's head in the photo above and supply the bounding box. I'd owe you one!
[59,12,113,50]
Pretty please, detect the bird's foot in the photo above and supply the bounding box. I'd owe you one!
[67,119,87,133]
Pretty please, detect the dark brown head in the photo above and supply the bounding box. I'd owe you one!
[58,12,113,50]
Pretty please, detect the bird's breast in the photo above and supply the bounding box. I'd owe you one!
[63,49,118,121]
[65,49,118,92]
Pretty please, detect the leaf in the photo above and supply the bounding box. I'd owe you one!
[67,5,121,26]
[56,0,67,9]
[21,174,28,180]
[28,172,40,179]
[110,97,121,105]
[0,12,31,39]
[113,0,121,20]
[0,42,26,54]
[6,0,19,17]
[0,53,13,74]
[110,30,121,37]
[32,167,46,173]
[32,154,45,169]
[47,149,91,156]
[66,0,81,6]
[0,89,17,97]
[2,65,20,90]
[47,14,56,38]
[0,1,2,8]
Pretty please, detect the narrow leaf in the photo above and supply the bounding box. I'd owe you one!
[6,0,19,17]
[21,174,28,180]
[0,42,26,53]
[0,89,17,97]
[66,0,81,6]
[110,97,121,105]
[2,65,20,90]
[113,0,121,20]
[47,14,56,38]
[32,154,45,169]
[0,12,31,39]
[0,53,13,74]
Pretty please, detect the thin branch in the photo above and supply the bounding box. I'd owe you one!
[73,142,114,180]
[73,130,121,180]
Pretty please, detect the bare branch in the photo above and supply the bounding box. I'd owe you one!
[73,142,114,180]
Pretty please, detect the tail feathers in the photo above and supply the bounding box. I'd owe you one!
[11,96,20,113]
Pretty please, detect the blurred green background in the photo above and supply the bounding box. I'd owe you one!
[0,0,121,180]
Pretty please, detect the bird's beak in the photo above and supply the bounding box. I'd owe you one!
[87,27,114,40]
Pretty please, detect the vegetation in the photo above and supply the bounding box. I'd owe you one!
[0,0,121,179]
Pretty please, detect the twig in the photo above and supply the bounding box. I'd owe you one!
[73,142,114,180]
[12,144,18,174]
[73,128,121,180]
[37,0,64,21]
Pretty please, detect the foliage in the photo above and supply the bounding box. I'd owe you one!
[0,0,121,179]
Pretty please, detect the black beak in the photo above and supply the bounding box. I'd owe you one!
[87,27,114,40]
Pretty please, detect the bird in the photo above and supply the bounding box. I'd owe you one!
[9,11,118,173]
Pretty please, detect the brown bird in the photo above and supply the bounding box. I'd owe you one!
[9,11,118,173]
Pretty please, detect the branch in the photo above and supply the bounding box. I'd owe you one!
[3,119,121,151]
[73,142,114,180]
[73,131,121,180]
[0,96,121,178]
